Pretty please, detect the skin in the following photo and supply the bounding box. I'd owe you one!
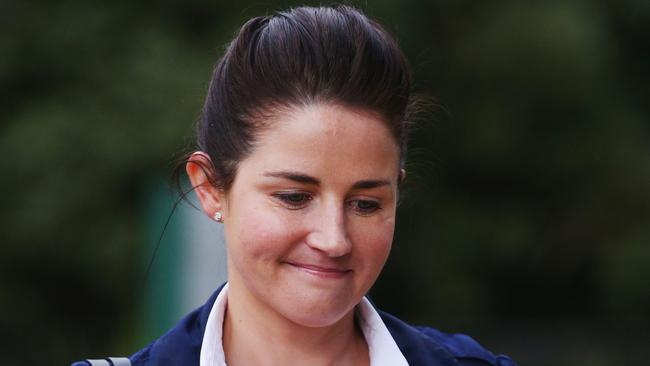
[187,103,403,366]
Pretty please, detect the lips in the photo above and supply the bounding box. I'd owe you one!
[285,262,352,279]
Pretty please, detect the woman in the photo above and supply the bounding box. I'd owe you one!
[74,5,516,366]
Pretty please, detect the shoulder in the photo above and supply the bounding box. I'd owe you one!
[379,310,518,366]
[71,284,224,366]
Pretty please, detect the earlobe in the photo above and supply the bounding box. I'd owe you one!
[186,151,223,219]
[399,169,406,183]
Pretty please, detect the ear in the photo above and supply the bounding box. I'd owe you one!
[399,168,406,183]
[186,151,224,220]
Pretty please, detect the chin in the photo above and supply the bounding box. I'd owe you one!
[283,306,353,328]
[276,291,359,328]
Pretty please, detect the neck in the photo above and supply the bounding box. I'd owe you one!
[223,276,368,366]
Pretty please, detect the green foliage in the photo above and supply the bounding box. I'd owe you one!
[1,1,648,365]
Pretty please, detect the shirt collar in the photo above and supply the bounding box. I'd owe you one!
[199,283,408,366]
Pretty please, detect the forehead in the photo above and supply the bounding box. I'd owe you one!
[241,104,400,181]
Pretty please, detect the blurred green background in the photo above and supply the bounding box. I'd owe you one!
[1,0,649,365]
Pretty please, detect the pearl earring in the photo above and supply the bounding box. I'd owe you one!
[213,211,223,223]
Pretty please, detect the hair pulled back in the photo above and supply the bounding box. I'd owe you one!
[187,5,412,191]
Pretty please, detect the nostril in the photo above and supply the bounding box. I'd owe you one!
[305,230,352,257]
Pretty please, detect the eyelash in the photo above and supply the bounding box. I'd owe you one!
[273,192,313,209]
[272,192,382,215]
[349,199,382,215]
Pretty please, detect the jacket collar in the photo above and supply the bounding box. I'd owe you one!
[378,310,460,365]
[132,284,459,366]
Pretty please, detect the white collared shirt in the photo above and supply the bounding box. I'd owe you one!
[200,283,409,366]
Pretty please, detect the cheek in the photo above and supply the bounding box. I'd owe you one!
[353,218,395,270]
[227,203,299,265]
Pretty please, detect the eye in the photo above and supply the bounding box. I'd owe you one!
[273,192,313,209]
[349,199,381,215]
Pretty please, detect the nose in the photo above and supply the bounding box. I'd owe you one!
[305,202,352,258]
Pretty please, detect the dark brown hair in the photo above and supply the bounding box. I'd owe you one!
[177,5,412,191]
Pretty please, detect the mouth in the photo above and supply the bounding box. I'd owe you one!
[285,262,352,279]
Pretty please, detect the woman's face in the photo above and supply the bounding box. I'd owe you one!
[221,104,401,328]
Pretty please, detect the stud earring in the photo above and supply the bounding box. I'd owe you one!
[213,211,223,223]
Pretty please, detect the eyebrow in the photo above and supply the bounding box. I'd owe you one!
[351,179,391,190]
[262,171,391,189]
[263,171,320,185]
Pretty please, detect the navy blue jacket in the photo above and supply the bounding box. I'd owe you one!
[73,284,517,366]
